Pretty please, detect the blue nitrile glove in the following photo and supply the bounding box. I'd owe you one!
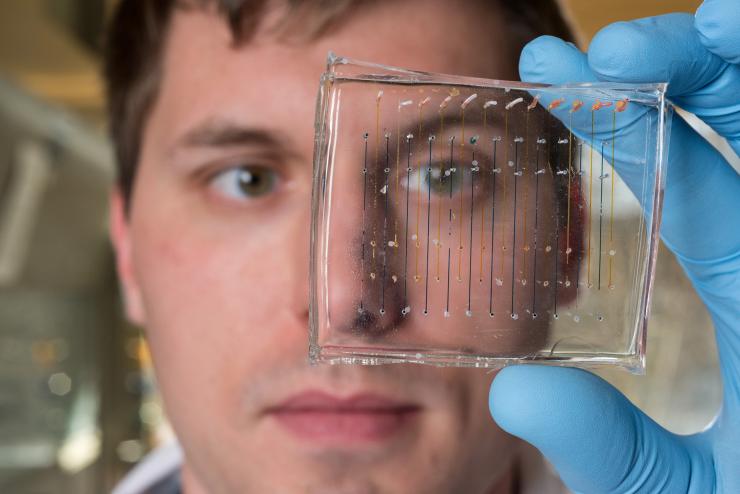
[489,2,740,493]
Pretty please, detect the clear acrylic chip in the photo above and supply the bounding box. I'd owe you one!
[310,53,672,373]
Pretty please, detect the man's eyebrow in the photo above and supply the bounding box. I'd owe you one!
[173,119,297,155]
[401,109,503,140]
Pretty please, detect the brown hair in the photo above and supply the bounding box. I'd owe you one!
[103,0,574,202]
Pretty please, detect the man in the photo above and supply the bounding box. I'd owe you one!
[107,0,740,492]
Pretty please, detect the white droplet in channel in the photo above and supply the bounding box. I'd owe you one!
[545,245,552,252]
[444,311,451,318]
[511,313,519,320]
[391,275,398,283]
[465,310,472,317]
[564,280,571,287]
[411,234,418,241]
[495,278,504,286]
[369,272,376,280]
[543,280,550,287]
[565,247,572,254]
[380,185,388,194]
[609,249,616,256]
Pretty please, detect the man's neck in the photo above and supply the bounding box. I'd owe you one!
[181,464,207,494]
[487,463,518,494]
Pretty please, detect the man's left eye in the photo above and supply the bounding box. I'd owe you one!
[209,165,277,200]
[404,164,463,197]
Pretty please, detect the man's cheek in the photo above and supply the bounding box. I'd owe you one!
[131,232,252,412]
[138,222,301,351]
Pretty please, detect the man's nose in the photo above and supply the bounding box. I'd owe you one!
[318,158,408,339]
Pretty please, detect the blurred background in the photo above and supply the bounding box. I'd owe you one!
[0,0,732,492]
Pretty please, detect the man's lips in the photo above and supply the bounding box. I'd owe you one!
[265,391,421,443]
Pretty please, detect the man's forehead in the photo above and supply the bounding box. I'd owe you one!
[149,0,516,156]
[163,0,515,79]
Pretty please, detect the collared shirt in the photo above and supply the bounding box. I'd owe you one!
[112,442,183,494]
[112,441,569,494]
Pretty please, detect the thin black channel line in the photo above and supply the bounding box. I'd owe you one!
[489,138,498,316]
[424,138,433,314]
[403,135,412,310]
[467,149,475,313]
[380,135,390,313]
[361,135,368,311]
[532,142,540,317]
[511,140,520,317]
[598,140,605,291]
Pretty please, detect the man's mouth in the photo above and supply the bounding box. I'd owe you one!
[264,390,421,443]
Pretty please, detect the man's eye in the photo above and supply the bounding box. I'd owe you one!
[209,165,276,200]
[405,165,462,197]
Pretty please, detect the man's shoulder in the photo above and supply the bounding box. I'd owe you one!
[112,441,183,494]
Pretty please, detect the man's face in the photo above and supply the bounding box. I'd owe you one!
[111,1,525,492]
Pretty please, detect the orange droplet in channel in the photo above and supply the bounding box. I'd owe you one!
[592,100,612,111]
[548,97,566,110]
[615,98,629,112]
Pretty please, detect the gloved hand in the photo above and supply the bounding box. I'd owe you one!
[489,1,740,492]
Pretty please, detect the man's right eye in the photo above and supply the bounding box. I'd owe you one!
[208,165,277,201]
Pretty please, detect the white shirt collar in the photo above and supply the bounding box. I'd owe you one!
[112,441,182,494]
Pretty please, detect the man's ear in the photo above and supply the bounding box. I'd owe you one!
[109,187,146,326]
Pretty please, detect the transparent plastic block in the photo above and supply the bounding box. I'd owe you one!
[310,53,672,373]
